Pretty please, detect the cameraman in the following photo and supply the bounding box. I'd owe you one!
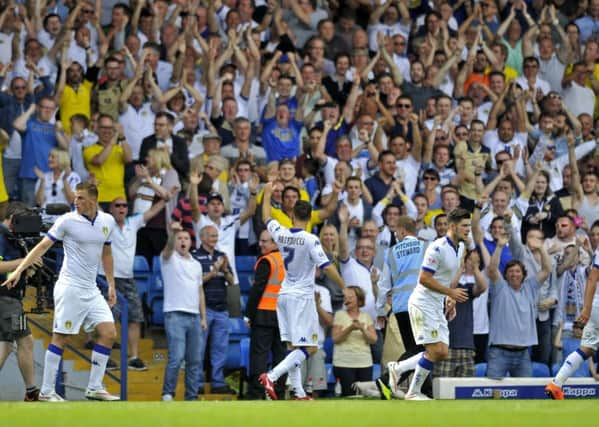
[0,202,41,401]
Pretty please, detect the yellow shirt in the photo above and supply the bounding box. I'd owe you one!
[83,143,126,202]
[256,186,310,205]
[424,208,443,226]
[0,144,7,203]
[270,207,322,231]
[59,80,94,134]
[485,65,518,83]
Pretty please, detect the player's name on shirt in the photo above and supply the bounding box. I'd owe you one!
[276,234,306,246]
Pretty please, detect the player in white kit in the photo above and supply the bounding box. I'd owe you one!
[2,183,119,401]
[259,182,347,400]
[396,208,471,400]
[546,248,599,400]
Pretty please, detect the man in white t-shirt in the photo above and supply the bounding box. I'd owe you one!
[98,196,167,371]
[160,225,206,401]
[3,183,119,402]
[259,182,347,400]
[386,208,471,400]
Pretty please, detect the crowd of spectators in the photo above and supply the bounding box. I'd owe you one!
[2,0,599,399]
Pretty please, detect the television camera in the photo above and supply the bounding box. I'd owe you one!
[8,204,70,313]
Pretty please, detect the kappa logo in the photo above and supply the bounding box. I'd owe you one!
[65,321,72,330]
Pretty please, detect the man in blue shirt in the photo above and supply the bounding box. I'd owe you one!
[486,233,552,379]
[261,102,304,162]
[13,97,66,206]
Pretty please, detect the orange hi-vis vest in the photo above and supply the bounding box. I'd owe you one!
[255,251,285,311]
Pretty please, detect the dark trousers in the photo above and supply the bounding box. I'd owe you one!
[474,334,488,364]
[532,317,552,366]
[333,366,372,396]
[247,324,287,399]
[394,311,422,354]
[136,227,167,266]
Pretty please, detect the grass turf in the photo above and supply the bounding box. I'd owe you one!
[3,400,593,427]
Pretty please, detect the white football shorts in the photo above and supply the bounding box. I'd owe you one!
[53,283,114,334]
[408,301,449,346]
[277,293,319,347]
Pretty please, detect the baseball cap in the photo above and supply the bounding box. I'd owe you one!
[207,193,224,204]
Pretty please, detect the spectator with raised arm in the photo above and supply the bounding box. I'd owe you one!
[486,231,552,378]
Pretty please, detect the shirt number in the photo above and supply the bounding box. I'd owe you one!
[282,247,295,269]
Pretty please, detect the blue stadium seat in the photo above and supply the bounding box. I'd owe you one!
[551,363,561,376]
[150,298,164,326]
[475,363,487,377]
[325,363,335,385]
[235,256,256,273]
[240,337,251,376]
[372,363,381,380]
[147,256,164,303]
[229,317,250,341]
[225,342,241,369]
[238,272,254,294]
[532,362,550,377]
[323,336,334,364]
[133,256,151,302]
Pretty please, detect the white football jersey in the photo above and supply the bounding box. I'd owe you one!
[409,236,464,310]
[47,211,116,289]
[266,219,330,297]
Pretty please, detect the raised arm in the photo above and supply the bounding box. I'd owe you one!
[337,203,350,261]
[238,175,259,225]
[537,244,552,284]
[13,103,36,133]
[488,234,507,282]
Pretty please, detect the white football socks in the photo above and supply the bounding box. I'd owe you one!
[269,349,308,381]
[41,344,63,395]
[88,344,111,390]
[407,356,434,395]
[553,349,587,387]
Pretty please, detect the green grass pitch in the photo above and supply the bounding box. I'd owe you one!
[3,400,594,427]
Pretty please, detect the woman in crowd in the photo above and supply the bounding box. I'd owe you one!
[331,286,377,396]
[129,148,180,263]
[34,149,80,213]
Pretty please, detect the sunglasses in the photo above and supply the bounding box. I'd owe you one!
[114,203,128,208]
[397,104,412,108]
[546,146,556,151]
[13,85,26,90]
[423,176,438,181]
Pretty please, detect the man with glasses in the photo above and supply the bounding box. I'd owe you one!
[13,97,67,206]
[100,196,167,371]
[391,33,410,80]
[515,57,550,112]
[0,70,54,201]
[94,56,129,120]
[83,114,133,210]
